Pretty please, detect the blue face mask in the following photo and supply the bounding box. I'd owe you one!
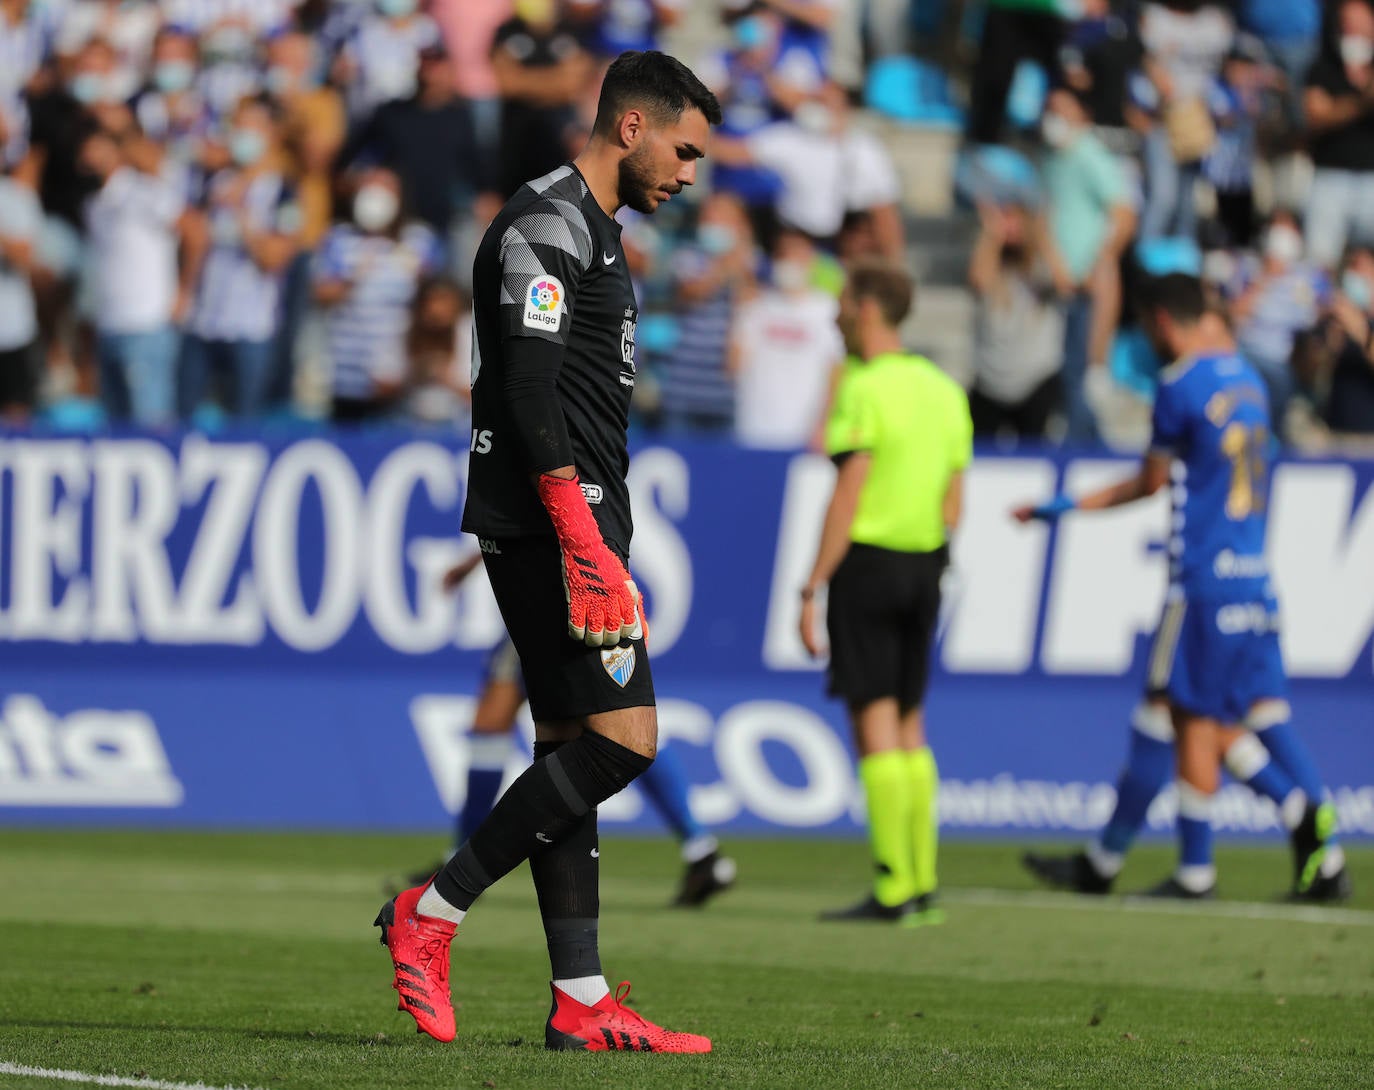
[154,61,195,94]
[698,223,736,256]
[228,127,267,166]
[1343,270,1373,313]
[70,73,107,104]
[377,0,417,16]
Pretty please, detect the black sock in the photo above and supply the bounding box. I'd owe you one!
[433,729,652,913]
[528,740,602,981]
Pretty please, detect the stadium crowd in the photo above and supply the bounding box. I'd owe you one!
[0,0,1371,448]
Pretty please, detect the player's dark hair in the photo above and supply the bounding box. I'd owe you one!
[1140,273,1208,327]
[592,51,722,138]
[847,259,915,328]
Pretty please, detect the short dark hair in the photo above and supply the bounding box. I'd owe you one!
[1140,272,1208,326]
[847,259,915,328]
[591,50,722,138]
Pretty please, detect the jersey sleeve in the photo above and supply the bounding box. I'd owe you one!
[949,385,973,472]
[824,365,877,459]
[497,203,593,347]
[1150,377,1187,456]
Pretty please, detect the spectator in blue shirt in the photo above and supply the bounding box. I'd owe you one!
[1239,0,1321,131]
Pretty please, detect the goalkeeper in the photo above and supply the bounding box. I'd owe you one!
[798,260,972,925]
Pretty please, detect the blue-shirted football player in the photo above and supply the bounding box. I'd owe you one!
[1015,273,1349,901]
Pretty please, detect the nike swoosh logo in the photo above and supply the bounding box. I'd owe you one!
[535,832,552,843]
[590,848,600,858]
[603,252,616,265]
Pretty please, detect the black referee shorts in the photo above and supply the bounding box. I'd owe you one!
[826,542,948,710]
[480,535,655,722]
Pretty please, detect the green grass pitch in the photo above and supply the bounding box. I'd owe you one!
[0,830,1370,1090]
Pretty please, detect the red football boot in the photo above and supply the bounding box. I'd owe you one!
[545,981,711,1053]
[374,883,457,1042]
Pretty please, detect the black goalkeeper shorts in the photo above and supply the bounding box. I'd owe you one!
[826,542,947,710]
[480,535,655,722]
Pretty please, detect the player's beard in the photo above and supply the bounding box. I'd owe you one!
[618,143,669,215]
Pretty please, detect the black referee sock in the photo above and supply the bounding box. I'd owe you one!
[432,730,652,914]
[528,740,602,982]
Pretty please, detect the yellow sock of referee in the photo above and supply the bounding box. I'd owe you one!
[907,746,939,897]
[859,751,917,907]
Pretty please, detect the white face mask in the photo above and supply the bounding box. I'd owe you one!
[772,259,810,292]
[1264,224,1303,266]
[354,185,400,232]
[1340,34,1374,67]
[793,101,834,136]
[1041,112,1076,150]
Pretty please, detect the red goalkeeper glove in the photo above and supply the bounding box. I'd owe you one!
[537,474,642,648]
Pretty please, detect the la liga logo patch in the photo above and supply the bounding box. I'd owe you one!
[523,275,564,331]
[600,645,636,688]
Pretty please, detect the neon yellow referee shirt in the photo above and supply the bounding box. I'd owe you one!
[824,352,973,553]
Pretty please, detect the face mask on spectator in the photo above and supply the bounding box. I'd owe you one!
[154,61,195,94]
[1040,113,1076,150]
[1264,224,1303,266]
[772,259,810,292]
[699,223,737,256]
[354,185,400,232]
[1343,270,1373,312]
[229,127,267,166]
[793,102,834,135]
[265,66,302,96]
[1340,34,1374,67]
[204,26,254,64]
[377,0,417,16]
[70,73,113,105]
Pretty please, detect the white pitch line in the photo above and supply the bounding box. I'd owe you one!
[0,1061,267,1090]
[943,887,1374,926]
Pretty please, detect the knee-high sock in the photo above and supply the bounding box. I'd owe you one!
[423,730,652,919]
[527,741,605,1002]
[859,751,916,907]
[906,746,939,897]
[1097,704,1175,865]
[1224,732,1302,813]
[637,743,715,860]
[1175,781,1216,892]
[458,732,511,846]
[1249,705,1326,803]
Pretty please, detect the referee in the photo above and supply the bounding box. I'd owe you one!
[799,260,972,924]
[375,52,720,1052]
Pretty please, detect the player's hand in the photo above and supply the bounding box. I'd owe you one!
[538,473,641,648]
[798,592,825,658]
[1011,495,1076,524]
[441,553,483,593]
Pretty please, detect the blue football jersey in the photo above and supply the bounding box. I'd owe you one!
[1149,351,1273,598]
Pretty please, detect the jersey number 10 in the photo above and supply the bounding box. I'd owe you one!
[1221,422,1268,520]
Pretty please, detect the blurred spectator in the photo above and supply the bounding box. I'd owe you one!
[334,0,442,123]
[133,26,213,174]
[55,0,160,102]
[264,29,346,408]
[1133,0,1235,242]
[1302,0,1374,270]
[967,0,1067,147]
[403,275,471,427]
[195,19,266,120]
[0,155,41,420]
[1039,86,1135,443]
[1230,209,1328,435]
[181,95,301,418]
[1293,245,1374,438]
[714,82,903,254]
[731,0,840,63]
[1204,40,1266,249]
[657,191,757,436]
[80,127,191,425]
[1,0,54,166]
[967,199,1065,441]
[728,228,842,450]
[430,0,510,158]
[342,44,489,240]
[314,167,444,422]
[1060,0,1141,154]
[565,0,683,58]
[1239,0,1321,131]
[162,0,290,37]
[698,10,823,241]
[490,0,591,199]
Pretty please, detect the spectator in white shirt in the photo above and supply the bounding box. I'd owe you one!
[80,127,194,425]
[334,0,443,123]
[181,95,301,418]
[729,228,844,449]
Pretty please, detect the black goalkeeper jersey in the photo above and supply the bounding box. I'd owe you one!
[461,164,639,556]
